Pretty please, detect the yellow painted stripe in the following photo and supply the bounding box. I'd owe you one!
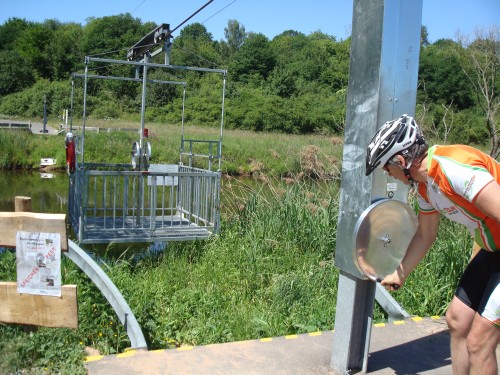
[84,355,104,363]
[117,350,136,358]
[83,317,445,363]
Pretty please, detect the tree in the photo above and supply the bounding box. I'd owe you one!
[0,18,31,50]
[270,30,349,94]
[420,25,430,47]
[270,30,309,67]
[218,20,246,62]
[171,23,220,67]
[50,23,84,80]
[224,20,246,52]
[145,70,179,107]
[229,33,276,82]
[317,36,350,91]
[456,26,500,158]
[268,67,296,98]
[0,50,35,95]
[82,14,151,58]
[177,22,213,41]
[14,23,55,79]
[418,39,473,110]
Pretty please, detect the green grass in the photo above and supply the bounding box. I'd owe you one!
[0,124,472,374]
[0,175,471,374]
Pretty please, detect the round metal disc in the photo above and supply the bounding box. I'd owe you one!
[145,142,152,159]
[131,142,140,169]
[353,199,418,282]
[142,142,151,170]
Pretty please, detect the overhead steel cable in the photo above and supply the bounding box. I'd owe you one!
[86,0,228,66]
[169,0,214,36]
[130,0,147,15]
[201,0,237,25]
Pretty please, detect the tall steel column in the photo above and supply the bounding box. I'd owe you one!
[330,0,423,373]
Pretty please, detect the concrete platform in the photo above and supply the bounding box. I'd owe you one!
[84,316,482,375]
[29,121,59,135]
[0,120,59,135]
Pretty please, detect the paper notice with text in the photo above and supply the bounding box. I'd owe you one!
[16,231,61,297]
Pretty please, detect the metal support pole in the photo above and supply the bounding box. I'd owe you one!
[331,271,376,373]
[139,54,149,164]
[180,85,187,165]
[330,0,423,373]
[135,55,150,226]
[82,61,89,164]
[42,95,47,133]
[218,74,227,171]
[164,38,172,65]
[70,80,74,132]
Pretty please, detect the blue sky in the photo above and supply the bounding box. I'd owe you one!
[0,0,498,43]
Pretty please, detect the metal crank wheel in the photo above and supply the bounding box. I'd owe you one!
[353,199,418,288]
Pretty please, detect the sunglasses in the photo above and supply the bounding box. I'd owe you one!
[383,160,400,173]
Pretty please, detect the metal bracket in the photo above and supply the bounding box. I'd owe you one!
[65,240,148,349]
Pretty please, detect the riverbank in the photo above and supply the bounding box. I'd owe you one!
[0,120,344,179]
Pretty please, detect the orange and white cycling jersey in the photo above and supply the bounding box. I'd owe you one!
[417,145,500,252]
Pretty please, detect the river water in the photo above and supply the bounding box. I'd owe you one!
[0,170,265,255]
[0,170,255,214]
[0,170,334,255]
[0,170,302,215]
[0,170,68,214]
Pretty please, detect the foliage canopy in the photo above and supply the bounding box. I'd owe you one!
[0,15,497,152]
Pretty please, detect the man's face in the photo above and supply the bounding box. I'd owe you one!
[383,162,411,185]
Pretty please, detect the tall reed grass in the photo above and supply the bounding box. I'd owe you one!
[96,177,341,349]
[0,174,472,374]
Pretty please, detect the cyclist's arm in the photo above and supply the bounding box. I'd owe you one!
[381,212,440,289]
[473,180,500,224]
[399,212,440,278]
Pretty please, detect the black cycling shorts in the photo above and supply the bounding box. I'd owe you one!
[455,248,500,316]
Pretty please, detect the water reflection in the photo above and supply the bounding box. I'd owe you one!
[0,170,336,259]
[0,170,334,217]
[0,170,69,214]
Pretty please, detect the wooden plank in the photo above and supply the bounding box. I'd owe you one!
[0,212,67,251]
[15,196,32,212]
[0,282,78,329]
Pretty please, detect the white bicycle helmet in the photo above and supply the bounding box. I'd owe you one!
[365,114,425,176]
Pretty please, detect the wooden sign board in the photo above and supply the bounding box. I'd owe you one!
[0,212,67,251]
[1,202,76,328]
[0,282,78,329]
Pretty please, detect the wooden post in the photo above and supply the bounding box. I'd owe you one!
[15,196,32,212]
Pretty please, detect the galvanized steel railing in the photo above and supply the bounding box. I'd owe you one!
[69,163,220,244]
